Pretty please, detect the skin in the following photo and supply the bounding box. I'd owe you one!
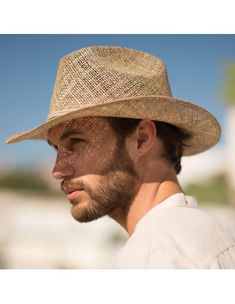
[48,116,183,236]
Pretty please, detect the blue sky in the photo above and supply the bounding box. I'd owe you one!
[1,34,235,167]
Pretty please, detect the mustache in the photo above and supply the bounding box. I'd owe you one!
[60,179,85,191]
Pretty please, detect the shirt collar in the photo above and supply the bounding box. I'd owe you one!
[134,193,198,232]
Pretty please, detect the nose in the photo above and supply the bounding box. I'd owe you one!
[52,170,68,180]
[52,153,74,180]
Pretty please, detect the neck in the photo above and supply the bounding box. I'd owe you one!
[109,176,184,236]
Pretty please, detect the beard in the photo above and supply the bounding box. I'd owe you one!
[68,141,141,223]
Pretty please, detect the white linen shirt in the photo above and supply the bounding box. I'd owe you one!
[112,193,235,269]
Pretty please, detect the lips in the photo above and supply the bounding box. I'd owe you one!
[67,190,84,201]
[62,187,84,201]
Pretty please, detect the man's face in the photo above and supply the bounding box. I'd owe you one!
[48,117,141,223]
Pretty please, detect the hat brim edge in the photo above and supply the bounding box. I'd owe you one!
[5,95,221,156]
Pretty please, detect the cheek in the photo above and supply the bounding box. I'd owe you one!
[89,141,117,165]
[71,138,117,175]
[74,151,108,175]
[66,148,100,176]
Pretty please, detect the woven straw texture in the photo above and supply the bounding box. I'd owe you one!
[5,45,221,156]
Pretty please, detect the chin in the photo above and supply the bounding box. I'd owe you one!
[70,200,106,223]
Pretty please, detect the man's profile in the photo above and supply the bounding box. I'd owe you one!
[5,45,235,268]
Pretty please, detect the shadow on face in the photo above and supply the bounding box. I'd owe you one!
[47,117,141,223]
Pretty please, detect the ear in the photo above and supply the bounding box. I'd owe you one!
[134,120,157,156]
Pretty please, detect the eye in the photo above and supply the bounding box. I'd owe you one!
[70,138,83,146]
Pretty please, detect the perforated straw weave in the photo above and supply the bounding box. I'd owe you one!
[5,45,221,156]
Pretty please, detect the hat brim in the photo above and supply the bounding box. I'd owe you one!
[5,96,221,156]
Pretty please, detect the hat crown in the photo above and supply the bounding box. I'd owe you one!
[48,46,172,119]
[6,45,221,157]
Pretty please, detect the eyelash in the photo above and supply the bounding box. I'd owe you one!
[70,138,82,144]
[49,138,83,152]
[52,144,58,151]
[69,138,84,148]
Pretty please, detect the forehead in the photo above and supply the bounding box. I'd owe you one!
[48,116,111,139]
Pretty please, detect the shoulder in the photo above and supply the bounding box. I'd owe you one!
[112,205,235,268]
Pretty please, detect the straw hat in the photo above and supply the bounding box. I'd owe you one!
[5,45,221,156]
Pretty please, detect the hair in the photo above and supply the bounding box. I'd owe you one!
[105,117,192,174]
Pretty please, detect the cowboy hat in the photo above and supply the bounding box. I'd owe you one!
[5,45,221,156]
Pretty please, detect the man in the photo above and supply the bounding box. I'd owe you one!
[6,45,235,268]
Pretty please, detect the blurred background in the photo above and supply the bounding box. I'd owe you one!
[0,34,235,268]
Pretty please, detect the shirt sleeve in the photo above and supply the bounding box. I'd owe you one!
[209,245,235,269]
